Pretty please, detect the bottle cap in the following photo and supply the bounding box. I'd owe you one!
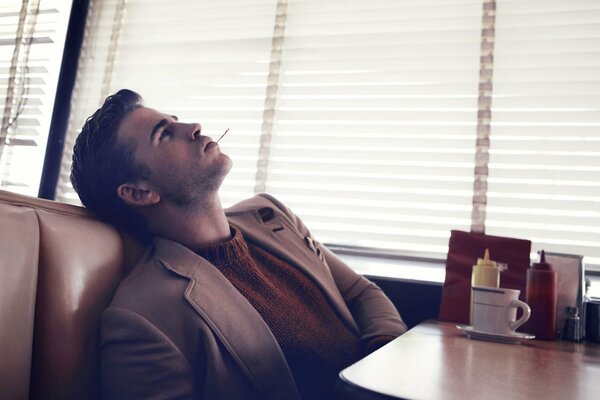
[476,248,497,268]
[531,250,553,270]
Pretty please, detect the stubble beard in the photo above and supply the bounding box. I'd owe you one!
[156,156,232,211]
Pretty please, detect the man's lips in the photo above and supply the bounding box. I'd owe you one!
[203,137,217,151]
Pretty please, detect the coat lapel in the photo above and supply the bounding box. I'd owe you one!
[227,207,360,336]
[151,197,359,399]
[153,237,300,400]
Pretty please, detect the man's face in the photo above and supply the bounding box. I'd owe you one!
[116,106,232,208]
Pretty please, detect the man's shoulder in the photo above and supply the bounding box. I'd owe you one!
[109,247,186,310]
[225,193,282,213]
[226,193,302,230]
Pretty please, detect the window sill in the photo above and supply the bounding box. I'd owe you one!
[336,253,445,286]
[336,253,600,298]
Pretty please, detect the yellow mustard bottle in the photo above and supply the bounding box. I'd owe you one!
[470,248,500,324]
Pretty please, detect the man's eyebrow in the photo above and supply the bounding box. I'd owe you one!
[150,119,168,141]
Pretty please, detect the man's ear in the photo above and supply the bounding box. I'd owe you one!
[117,182,160,207]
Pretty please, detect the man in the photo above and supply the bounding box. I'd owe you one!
[71,89,406,400]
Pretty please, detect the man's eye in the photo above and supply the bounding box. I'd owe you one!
[159,129,170,141]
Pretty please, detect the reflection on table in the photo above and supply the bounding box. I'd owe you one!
[338,320,600,400]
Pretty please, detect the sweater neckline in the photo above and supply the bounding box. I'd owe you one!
[196,226,251,267]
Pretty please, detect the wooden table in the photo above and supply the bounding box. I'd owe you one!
[338,320,600,400]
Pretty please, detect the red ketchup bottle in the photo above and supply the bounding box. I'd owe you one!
[524,250,557,340]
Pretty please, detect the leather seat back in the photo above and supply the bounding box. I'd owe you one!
[0,190,144,400]
[0,201,39,400]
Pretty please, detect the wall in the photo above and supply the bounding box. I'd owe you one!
[369,277,442,329]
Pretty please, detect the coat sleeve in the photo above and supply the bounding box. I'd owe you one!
[101,307,198,400]
[320,244,408,351]
[257,194,408,348]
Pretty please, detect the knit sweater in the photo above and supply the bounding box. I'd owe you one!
[197,227,372,399]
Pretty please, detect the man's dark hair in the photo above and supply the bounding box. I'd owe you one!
[71,89,150,241]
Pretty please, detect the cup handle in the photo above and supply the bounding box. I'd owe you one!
[508,300,531,331]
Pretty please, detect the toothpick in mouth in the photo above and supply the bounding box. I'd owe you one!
[216,128,229,143]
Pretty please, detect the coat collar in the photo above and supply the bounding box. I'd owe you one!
[154,234,299,399]
[227,204,359,335]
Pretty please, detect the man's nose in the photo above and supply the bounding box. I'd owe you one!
[188,123,202,140]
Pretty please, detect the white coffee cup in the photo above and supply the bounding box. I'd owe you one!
[472,286,531,335]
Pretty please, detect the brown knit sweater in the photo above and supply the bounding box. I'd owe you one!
[197,227,378,399]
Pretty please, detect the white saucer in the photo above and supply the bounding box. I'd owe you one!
[456,324,535,344]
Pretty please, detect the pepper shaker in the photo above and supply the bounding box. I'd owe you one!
[562,307,582,342]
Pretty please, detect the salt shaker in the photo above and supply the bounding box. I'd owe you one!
[562,307,582,342]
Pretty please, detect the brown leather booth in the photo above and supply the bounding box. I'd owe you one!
[0,189,143,400]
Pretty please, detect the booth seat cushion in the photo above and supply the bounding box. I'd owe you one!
[0,203,39,400]
[0,190,144,400]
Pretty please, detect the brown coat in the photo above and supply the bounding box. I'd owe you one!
[101,194,407,399]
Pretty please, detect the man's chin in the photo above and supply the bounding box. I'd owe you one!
[222,154,233,173]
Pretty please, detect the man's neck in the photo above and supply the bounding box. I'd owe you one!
[146,195,232,251]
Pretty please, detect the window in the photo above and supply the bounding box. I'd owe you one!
[266,0,481,259]
[486,0,600,268]
[0,0,71,196]
[54,0,599,270]
[56,0,277,206]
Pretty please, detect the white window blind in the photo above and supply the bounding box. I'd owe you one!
[265,0,482,258]
[486,0,600,268]
[54,0,599,270]
[0,0,70,196]
[56,0,278,206]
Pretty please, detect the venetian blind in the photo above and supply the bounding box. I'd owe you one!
[0,0,70,196]
[264,0,482,258]
[486,0,600,269]
[56,0,481,260]
[53,0,599,269]
[55,0,277,206]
